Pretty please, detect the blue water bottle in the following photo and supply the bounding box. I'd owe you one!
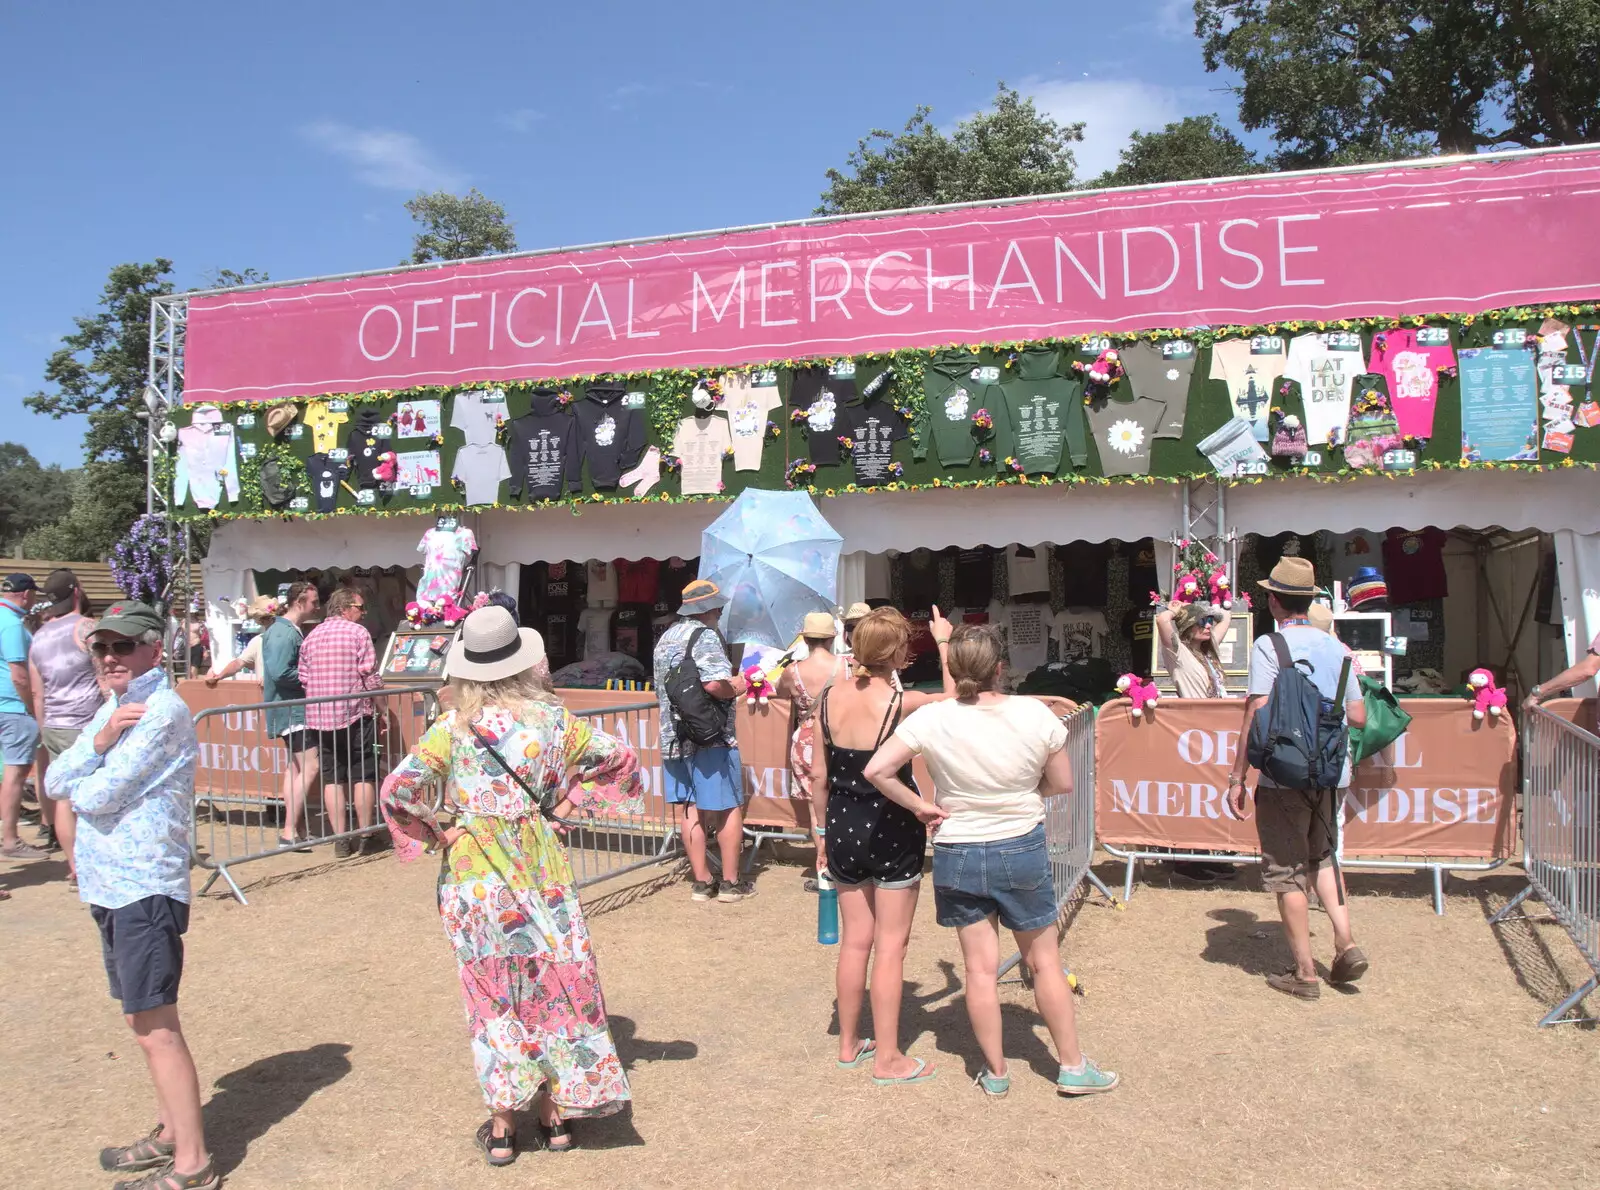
[816,869,839,945]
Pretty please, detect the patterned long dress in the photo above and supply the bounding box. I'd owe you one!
[380,701,643,1118]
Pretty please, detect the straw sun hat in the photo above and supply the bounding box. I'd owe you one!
[443,606,546,682]
[1257,556,1319,597]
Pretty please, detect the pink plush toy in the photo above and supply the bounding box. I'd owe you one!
[374,451,397,484]
[1174,571,1205,603]
[743,663,775,708]
[1208,570,1234,609]
[1467,668,1507,720]
[439,592,470,624]
[1117,673,1161,717]
[1086,348,1123,387]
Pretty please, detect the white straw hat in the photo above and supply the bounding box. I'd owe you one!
[443,606,546,683]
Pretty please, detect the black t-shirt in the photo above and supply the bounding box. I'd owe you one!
[789,364,857,466]
[654,557,699,617]
[1255,531,1317,575]
[953,547,996,609]
[306,454,350,513]
[536,561,583,615]
[611,604,654,665]
[1055,541,1110,607]
[841,402,908,486]
[345,410,389,488]
[1123,539,1160,600]
[898,548,941,610]
[1122,608,1156,677]
[543,608,579,672]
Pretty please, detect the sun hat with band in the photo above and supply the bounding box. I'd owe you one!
[1257,556,1320,598]
[678,578,725,615]
[1172,600,1220,637]
[92,601,167,640]
[443,606,546,682]
[801,611,837,640]
[842,602,871,624]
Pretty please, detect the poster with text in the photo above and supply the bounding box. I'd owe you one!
[1458,347,1539,462]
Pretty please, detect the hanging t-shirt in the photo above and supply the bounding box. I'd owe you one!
[303,401,349,453]
[538,561,581,614]
[305,453,349,514]
[918,352,999,467]
[344,409,390,488]
[953,547,996,609]
[1004,602,1051,675]
[722,372,783,472]
[544,609,579,672]
[1121,608,1156,677]
[452,443,511,506]
[1121,340,1198,438]
[1007,545,1050,598]
[575,384,647,489]
[1209,337,1287,441]
[1051,608,1107,664]
[672,414,731,496]
[1369,329,1455,441]
[1055,541,1111,607]
[578,607,614,658]
[1085,395,1166,477]
[1255,531,1317,575]
[1323,530,1382,591]
[1284,332,1362,446]
[790,363,856,465]
[452,390,508,447]
[1123,539,1160,600]
[506,391,581,500]
[898,548,942,610]
[585,560,619,607]
[616,560,659,606]
[416,525,478,603]
[655,557,699,616]
[1382,528,1449,602]
[611,604,653,664]
[841,402,907,486]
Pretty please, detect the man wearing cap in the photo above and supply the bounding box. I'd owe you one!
[0,573,45,862]
[28,568,102,881]
[46,601,218,1188]
[652,579,753,903]
[1224,557,1370,1000]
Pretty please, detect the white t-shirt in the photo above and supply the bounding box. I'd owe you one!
[1283,332,1360,446]
[578,608,614,658]
[1051,608,1107,663]
[721,372,783,472]
[672,414,732,495]
[895,697,1068,844]
[585,561,619,607]
[1003,602,1051,675]
[1006,545,1050,597]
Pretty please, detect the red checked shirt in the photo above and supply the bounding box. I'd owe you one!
[297,617,381,729]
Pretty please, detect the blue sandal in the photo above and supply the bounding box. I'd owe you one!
[871,1056,936,1085]
[837,1040,876,1069]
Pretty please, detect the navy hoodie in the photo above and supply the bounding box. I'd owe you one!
[574,382,646,489]
[507,388,582,499]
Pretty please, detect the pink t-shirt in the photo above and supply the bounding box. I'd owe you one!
[1368,329,1456,440]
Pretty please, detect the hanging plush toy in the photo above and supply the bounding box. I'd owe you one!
[374,451,397,484]
[1075,348,1124,401]
[1117,673,1161,717]
[743,663,775,708]
[1467,668,1508,720]
[1174,571,1206,603]
[1208,570,1234,609]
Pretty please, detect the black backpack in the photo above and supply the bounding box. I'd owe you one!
[1247,634,1353,791]
[665,626,731,747]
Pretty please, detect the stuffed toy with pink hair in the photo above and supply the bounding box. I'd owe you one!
[1208,570,1234,609]
[1173,571,1206,603]
[743,663,775,708]
[374,451,397,484]
[1117,673,1161,717]
[1467,668,1507,720]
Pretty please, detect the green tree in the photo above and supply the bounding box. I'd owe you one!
[1093,114,1263,187]
[404,189,518,263]
[19,463,145,562]
[1196,1,1600,168]
[818,83,1082,215]
[0,444,75,554]
[204,267,270,289]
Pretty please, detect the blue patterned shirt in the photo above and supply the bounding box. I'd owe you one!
[48,668,198,908]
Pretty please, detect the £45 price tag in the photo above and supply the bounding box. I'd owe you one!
[1383,449,1417,471]
[969,366,1001,383]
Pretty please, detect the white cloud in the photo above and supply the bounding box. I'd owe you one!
[301,120,464,191]
[500,108,545,134]
[1149,0,1193,41]
[1021,78,1211,178]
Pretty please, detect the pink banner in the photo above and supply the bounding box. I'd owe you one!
[184,151,1600,403]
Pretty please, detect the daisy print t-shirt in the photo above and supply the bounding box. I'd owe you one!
[1085,395,1166,476]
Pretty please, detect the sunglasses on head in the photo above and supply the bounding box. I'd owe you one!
[90,639,142,658]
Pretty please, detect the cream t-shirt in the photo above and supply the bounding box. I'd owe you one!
[894,696,1068,844]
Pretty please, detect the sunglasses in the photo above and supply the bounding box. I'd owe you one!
[1195,616,1220,628]
[91,640,143,658]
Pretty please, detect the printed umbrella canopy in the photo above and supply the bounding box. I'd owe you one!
[699,489,843,647]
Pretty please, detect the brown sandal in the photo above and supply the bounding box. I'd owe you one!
[475,1120,517,1166]
[111,1157,220,1190]
[1266,969,1321,1000]
[100,1124,175,1173]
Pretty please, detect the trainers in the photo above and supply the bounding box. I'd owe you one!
[717,879,756,903]
[690,880,717,902]
[1056,1057,1119,1096]
[332,838,357,860]
[0,840,47,860]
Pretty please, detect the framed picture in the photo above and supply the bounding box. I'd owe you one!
[379,628,453,683]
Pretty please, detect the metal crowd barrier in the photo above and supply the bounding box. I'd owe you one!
[190,686,439,904]
[1490,706,1599,1026]
[999,705,1116,981]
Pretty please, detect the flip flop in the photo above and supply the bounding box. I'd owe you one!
[872,1056,936,1086]
[836,1039,876,1069]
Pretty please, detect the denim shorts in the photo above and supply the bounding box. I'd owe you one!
[932,823,1058,932]
[662,747,744,812]
[0,711,39,767]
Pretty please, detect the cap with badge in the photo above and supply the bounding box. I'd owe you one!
[92,601,167,640]
[0,573,38,595]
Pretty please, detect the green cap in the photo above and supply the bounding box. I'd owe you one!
[92,601,167,640]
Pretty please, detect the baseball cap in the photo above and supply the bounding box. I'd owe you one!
[0,573,38,594]
[40,569,79,615]
[92,601,167,640]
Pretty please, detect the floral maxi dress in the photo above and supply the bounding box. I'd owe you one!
[380,702,643,1117]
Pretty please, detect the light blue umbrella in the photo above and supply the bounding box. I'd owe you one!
[699,489,843,647]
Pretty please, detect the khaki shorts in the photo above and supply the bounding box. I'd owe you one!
[42,726,83,763]
[1255,787,1338,895]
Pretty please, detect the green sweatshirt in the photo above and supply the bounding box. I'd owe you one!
[916,351,1000,467]
[994,347,1088,473]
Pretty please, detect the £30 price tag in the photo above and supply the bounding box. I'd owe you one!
[1250,335,1285,354]
[1161,340,1195,358]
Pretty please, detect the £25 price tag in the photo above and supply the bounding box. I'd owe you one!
[1416,327,1451,346]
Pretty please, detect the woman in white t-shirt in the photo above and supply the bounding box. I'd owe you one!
[864,623,1119,1100]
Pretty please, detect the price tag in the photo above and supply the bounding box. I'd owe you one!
[288,423,305,440]
[969,366,1001,383]
[328,399,350,412]
[1416,327,1451,346]
[1384,635,1410,656]
[327,448,348,462]
[288,497,309,512]
[355,488,376,506]
[410,485,435,499]
[1161,340,1195,359]
[1492,329,1529,348]
[238,442,258,459]
[622,390,647,408]
[828,360,856,379]
[1295,451,1324,467]
[372,423,394,438]
[1325,331,1362,351]
[436,515,458,530]
[1558,363,1589,385]
[1234,460,1270,477]
[479,388,507,404]
[1079,336,1112,355]
[752,369,778,386]
[1250,335,1285,354]
[235,412,257,429]
[1382,448,1417,471]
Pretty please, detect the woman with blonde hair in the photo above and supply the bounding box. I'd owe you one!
[865,622,1118,1099]
[814,605,954,1084]
[776,611,843,802]
[380,606,643,1165]
[1155,599,1231,699]
[203,596,280,685]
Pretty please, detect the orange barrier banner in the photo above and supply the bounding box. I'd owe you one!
[1094,697,1518,859]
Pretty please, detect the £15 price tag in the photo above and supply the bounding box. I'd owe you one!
[1492,329,1529,348]
[235,412,257,429]
[1382,448,1417,471]
[288,423,305,440]
[1558,363,1589,385]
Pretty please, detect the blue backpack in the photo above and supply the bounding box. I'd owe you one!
[1247,634,1353,791]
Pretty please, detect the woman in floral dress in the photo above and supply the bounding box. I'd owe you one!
[380,606,643,1165]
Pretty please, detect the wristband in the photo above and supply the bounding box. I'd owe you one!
[813,827,826,836]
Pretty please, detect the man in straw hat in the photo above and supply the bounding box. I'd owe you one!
[47,601,219,1188]
[652,579,753,904]
[1223,556,1371,1001]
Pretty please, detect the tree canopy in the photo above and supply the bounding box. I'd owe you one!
[1092,114,1264,188]
[817,84,1082,215]
[0,444,74,555]
[405,189,518,264]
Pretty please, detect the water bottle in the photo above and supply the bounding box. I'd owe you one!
[816,869,839,945]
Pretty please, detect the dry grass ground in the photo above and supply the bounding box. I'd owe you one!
[2,841,1597,1190]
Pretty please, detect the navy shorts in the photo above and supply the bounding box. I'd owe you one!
[90,895,190,1015]
[932,824,1059,932]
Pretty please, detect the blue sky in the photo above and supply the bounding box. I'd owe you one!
[0,0,1244,468]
